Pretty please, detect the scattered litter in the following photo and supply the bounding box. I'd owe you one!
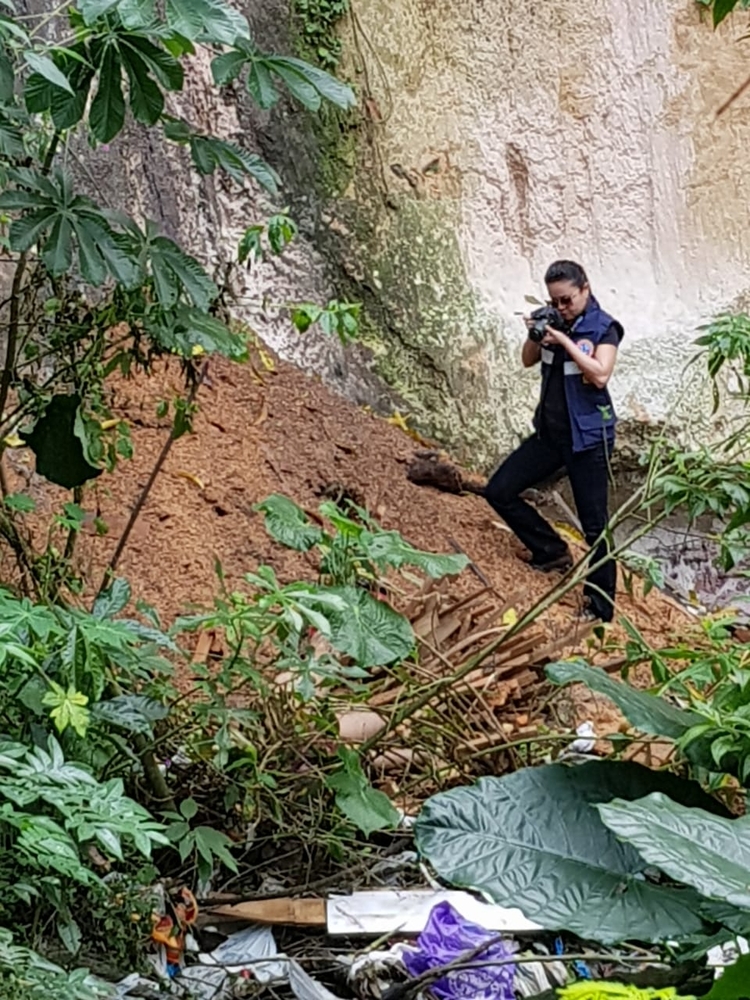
[402,900,517,1000]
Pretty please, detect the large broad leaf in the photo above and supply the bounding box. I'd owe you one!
[255,494,323,551]
[19,395,102,489]
[360,529,469,579]
[599,793,750,912]
[415,761,729,944]
[546,659,701,741]
[324,586,414,666]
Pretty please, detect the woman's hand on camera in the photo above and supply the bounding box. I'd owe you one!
[542,325,567,346]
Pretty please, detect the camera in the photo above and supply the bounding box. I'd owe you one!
[528,305,564,343]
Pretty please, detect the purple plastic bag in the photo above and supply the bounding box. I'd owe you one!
[402,901,516,1000]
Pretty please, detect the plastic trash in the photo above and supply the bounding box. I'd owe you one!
[347,943,417,999]
[197,924,287,983]
[288,959,344,1000]
[402,900,517,1000]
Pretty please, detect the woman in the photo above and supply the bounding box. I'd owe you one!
[484,260,624,622]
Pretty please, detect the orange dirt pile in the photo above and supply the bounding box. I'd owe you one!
[5,352,688,656]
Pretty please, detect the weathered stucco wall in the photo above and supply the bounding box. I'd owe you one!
[266,0,750,470]
[71,0,750,473]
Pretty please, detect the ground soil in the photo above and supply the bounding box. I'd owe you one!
[3,349,693,744]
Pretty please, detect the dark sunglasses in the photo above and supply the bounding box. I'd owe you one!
[549,295,574,308]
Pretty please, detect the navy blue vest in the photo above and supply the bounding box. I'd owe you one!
[536,296,624,453]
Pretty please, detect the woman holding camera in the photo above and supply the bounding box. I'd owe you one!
[484,260,624,622]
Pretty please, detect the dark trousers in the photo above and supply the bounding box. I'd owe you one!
[484,433,616,622]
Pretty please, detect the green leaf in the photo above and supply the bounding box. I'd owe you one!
[0,115,23,158]
[121,35,183,90]
[246,59,277,108]
[713,0,740,27]
[79,0,120,23]
[50,65,93,129]
[266,55,355,109]
[327,748,399,836]
[123,49,164,124]
[188,134,216,174]
[23,52,74,95]
[268,62,320,110]
[701,953,750,999]
[193,825,238,871]
[599,792,750,912]
[324,586,414,666]
[42,682,90,738]
[0,46,15,103]
[162,117,191,143]
[89,46,125,142]
[267,212,297,253]
[93,578,131,619]
[187,135,279,192]
[57,916,82,955]
[72,215,108,285]
[238,224,263,264]
[291,303,320,333]
[3,493,35,513]
[42,213,73,274]
[180,796,198,820]
[92,694,168,734]
[118,0,157,28]
[23,71,53,112]
[415,761,730,944]
[9,207,55,252]
[19,394,103,489]
[358,528,468,579]
[166,0,249,44]
[211,49,246,85]
[546,659,702,741]
[255,494,323,550]
[149,235,216,309]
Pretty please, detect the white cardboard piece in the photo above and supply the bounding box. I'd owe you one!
[325,888,541,936]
